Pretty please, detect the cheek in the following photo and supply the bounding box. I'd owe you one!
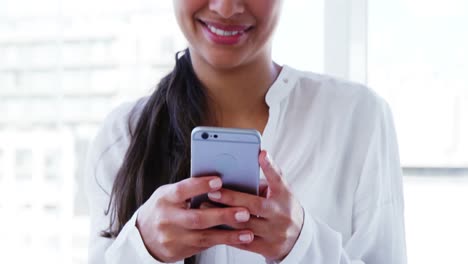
[173,3,197,42]
[249,2,281,36]
[173,0,205,28]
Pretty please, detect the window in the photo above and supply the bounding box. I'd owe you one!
[368,0,468,167]
[367,1,468,264]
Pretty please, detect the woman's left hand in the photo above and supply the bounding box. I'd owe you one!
[206,150,304,261]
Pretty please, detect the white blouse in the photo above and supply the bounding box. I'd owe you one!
[85,65,407,264]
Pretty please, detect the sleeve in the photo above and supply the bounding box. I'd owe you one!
[84,102,183,264]
[277,97,407,264]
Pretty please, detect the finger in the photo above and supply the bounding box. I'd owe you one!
[230,237,273,259]
[228,216,270,237]
[188,229,254,248]
[259,179,269,197]
[207,188,275,218]
[173,207,251,230]
[199,202,218,209]
[165,176,223,204]
[259,150,285,194]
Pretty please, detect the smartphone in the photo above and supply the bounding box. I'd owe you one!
[190,126,261,209]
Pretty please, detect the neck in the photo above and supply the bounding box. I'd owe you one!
[190,50,281,130]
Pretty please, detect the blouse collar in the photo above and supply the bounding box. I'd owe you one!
[265,64,298,107]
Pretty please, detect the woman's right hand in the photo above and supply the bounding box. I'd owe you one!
[136,176,254,263]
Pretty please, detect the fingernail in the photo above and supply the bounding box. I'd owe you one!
[235,211,250,222]
[208,191,221,199]
[209,179,222,189]
[239,233,252,242]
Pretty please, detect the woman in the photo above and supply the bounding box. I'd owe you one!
[85,0,407,263]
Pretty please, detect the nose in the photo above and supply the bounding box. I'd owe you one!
[209,0,245,19]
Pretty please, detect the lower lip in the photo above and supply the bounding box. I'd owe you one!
[200,23,247,45]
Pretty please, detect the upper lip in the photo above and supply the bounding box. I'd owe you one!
[198,19,253,31]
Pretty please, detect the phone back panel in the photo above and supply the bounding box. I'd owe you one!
[190,127,261,209]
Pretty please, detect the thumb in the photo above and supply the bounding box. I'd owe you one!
[259,150,285,194]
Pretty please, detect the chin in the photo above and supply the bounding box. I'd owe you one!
[201,48,251,70]
[206,57,244,70]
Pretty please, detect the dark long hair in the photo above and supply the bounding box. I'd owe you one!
[102,49,206,264]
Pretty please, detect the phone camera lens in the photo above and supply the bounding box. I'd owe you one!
[214,134,218,138]
[201,132,209,139]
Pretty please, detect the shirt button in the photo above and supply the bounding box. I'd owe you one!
[283,78,289,83]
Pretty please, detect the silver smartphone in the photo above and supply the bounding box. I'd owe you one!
[190,126,261,209]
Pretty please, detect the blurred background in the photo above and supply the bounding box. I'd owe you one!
[0,0,466,263]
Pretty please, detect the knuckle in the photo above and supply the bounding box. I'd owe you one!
[231,222,247,230]
[187,211,203,228]
[155,215,171,230]
[276,214,291,228]
[152,186,168,205]
[196,233,213,247]
[153,195,165,207]
[278,211,289,221]
[157,184,169,193]
[276,166,284,177]
[277,231,288,244]
[157,233,174,249]
[172,183,185,198]
[155,232,182,262]
[258,199,270,215]
[219,190,232,203]
[284,213,294,225]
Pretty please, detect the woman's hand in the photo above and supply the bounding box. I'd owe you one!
[136,176,255,263]
[206,150,304,261]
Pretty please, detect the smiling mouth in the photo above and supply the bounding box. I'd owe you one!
[197,19,254,37]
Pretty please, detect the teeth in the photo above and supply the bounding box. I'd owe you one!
[207,25,241,37]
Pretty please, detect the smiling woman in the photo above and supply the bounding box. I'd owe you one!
[84,1,407,264]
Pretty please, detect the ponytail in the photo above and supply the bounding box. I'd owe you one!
[103,49,205,264]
